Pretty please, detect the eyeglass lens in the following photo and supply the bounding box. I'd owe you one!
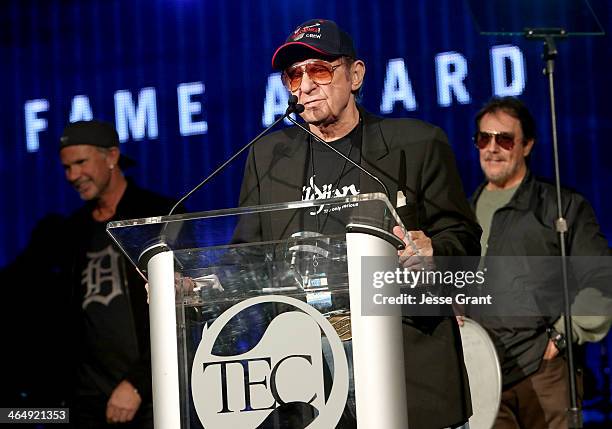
[476,132,515,150]
[284,61,337,91]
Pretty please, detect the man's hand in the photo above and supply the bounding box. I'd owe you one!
[106,380,142,424]
[146,273,224,304]
[542,340,560,360]
[393,226,434,269]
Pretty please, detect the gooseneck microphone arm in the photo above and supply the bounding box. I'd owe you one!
[167,96,304,216]
[141,98,303,272]
[285,111,390,198]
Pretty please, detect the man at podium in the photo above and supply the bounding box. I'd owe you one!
[237,19,481,429]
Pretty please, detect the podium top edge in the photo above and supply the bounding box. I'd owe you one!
[106,192,396,229]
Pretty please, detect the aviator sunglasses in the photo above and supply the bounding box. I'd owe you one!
[473,131,517,151]
[282,59,344,92]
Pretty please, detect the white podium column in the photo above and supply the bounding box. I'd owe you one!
[346,231,409,428]
[147,249,182,429]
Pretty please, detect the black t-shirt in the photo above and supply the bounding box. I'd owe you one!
[76,221,140,397]
[301,122,362,234]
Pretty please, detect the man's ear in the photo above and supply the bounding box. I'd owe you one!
[351,60,366,92]
[523,138,535,157]
[107,147,121,167]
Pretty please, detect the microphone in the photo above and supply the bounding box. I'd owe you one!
[285,110,390,198]
[139,96,303,272]
[167,96,303,216]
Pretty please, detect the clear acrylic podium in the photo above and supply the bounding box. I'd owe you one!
[107,193,409,428]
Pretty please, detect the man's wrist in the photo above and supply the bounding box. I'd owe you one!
[547,327,567,353]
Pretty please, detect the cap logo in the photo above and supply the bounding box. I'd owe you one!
[291,22,321,41]
[60,136,69,143]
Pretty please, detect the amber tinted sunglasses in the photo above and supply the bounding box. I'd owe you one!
[474,131,516,150]
[282,59,343,92]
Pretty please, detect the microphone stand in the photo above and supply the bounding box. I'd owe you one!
[167,96,303,216]
[139,97,304,271]
[525,27,581,428]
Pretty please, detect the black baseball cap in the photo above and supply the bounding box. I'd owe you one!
[60,120,136,168]
[271,19,357,70]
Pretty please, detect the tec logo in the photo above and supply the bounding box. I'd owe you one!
[191,295,349,428]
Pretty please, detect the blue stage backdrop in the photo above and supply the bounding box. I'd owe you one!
[1,0,612,421]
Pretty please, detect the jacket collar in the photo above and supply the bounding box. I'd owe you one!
[281,104,390,160]
[115,178,137,218]
[358,104,390,161]
[278,125,307,157]
[273,104,394,203]
[472,170,535,211]
[80,178,133,216]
